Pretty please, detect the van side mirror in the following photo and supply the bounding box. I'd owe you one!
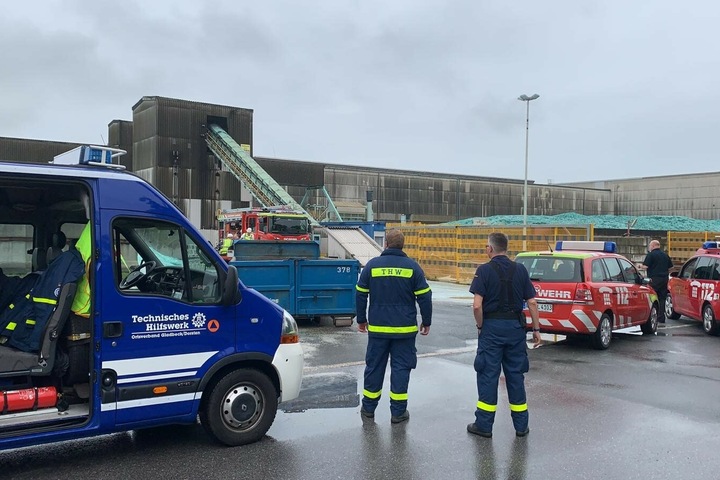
[641,277,651,286]
[222,265,242,306]
[669,271,679,278]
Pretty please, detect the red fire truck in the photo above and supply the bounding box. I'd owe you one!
[218,207,312,242]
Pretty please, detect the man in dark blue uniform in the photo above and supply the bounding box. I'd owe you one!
[467,232,541,438]
[356,229,432,424]
[642,239,673,325]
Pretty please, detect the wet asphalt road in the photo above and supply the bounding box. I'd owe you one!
[2,281,720,479]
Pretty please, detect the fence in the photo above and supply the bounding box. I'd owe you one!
[667,232,720,266]
[389,224,593,284]
[382,225,720,284]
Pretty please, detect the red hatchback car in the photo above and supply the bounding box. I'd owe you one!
[666,242,720,335]
[517,241,658,350]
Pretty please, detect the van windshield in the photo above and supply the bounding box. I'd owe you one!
[516,257,582,282]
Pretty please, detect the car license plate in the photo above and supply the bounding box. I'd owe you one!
[538,303,553,312]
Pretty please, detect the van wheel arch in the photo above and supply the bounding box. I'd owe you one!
[200,359,281,413]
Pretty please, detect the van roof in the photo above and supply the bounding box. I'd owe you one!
[0,161,145,183]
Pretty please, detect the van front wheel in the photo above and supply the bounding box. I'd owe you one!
[200,369,278,446]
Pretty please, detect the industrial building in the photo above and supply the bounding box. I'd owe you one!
[0,96,716,234]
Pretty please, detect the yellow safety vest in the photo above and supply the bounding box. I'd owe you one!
[71,223,92,317]
[219,238,233,255]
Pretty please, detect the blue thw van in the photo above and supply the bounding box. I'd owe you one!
[0,146,303,449]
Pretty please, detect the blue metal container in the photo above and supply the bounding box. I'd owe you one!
[295,259,361,317]
[231,257,360,320]
[234,259,296,313]
[232,240,320,260]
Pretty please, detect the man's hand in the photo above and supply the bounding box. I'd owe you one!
[532,330,542,347]
[420,324,430,336]
[357,322,368,333]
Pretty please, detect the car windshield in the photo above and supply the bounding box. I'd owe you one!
[516,256,582,282]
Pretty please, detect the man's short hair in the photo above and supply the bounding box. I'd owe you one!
[385,229,405,249]
[488,232,508,253]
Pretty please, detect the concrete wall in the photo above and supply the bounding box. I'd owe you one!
[568,173,720,220]
[321,166,611,223]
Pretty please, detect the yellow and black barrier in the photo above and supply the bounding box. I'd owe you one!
[387,224,592,284]
[667,231,720,266]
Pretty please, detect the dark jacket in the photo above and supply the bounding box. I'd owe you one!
[2,249,84,352]
[469,255,536,319]
[355,248,432,338]
[643,248,673,281]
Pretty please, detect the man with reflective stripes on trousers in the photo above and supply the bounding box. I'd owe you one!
[468,232,541,438]
[356,229,432,424]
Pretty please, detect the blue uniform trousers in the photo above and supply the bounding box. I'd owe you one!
[362,336,417,416]
[474,318,530,433]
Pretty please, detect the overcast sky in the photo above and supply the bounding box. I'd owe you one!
[1,1,718,183]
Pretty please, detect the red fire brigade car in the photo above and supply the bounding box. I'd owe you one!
[666,241,720,335]
[516,241,658,349]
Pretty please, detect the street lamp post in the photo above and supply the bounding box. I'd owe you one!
[518,93,539,250]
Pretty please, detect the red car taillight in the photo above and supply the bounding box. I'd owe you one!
[574,284,593,304]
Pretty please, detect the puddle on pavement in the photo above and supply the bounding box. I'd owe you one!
[281,372,359,413]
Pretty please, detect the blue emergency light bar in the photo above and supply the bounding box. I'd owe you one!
[555,240,617,253]
[52,145,127,169]
[702,241,720,250]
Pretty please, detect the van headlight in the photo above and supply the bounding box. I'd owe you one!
[281,310,299,344]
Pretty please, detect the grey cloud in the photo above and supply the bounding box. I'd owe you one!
[1,0,719,182]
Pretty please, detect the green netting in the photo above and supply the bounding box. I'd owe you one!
[444,213,720,232]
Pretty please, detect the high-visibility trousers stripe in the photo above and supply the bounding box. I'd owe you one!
[367,325,418,334]
[476,401,497,412]
[509,403,528,412]
[25,319,36,326]
[363,389,382,399]
[389,391,408,401]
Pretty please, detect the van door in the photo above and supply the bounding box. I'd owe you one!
[99,215,235,425]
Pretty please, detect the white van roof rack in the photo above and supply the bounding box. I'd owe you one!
[52,145,127,170]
